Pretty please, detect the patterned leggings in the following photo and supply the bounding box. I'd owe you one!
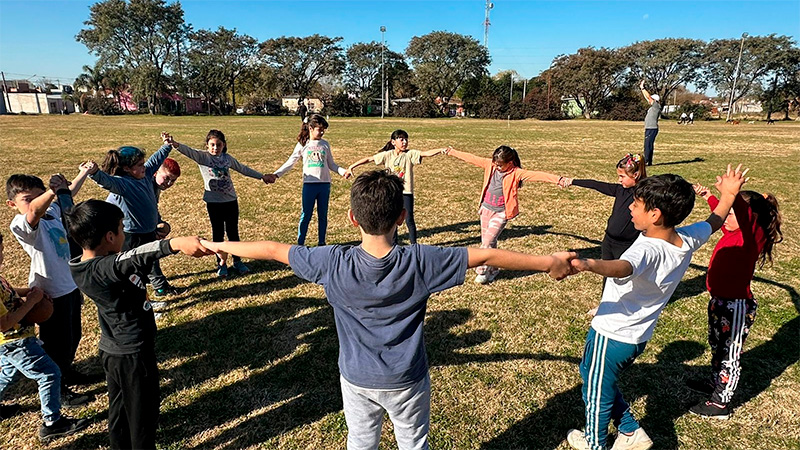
[475,206,508,276]
[708,296,757,405]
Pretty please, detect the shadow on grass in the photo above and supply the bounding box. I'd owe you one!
[417,219,603,250]
[651,157,705,167]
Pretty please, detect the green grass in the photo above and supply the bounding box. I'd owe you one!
[0,115,797,449]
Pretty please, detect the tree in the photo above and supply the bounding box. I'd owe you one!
[260,35,345,101]
[623,38,706,102]
[406,31,490,112]
[189,27,258,112]
[702,35,797,115]
[548,47,627,119]
[76,0,187,113]
[343,42,406,115]
[758,43,800,120]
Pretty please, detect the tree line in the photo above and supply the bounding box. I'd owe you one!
[72,0,799,121]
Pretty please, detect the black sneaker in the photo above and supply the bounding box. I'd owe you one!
[0,403,20,420]
[60,387,89,408]
[689,400,730,420]
[38,415,90,442]
[63,369,104,387]
[686,378,715,396]
[153,285,187,298]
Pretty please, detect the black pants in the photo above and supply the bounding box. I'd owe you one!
[207,200,242,264]
[393,194,417,244]
[601,234,635,291]
[123,231,168,290]
[643,128,658,165]
[39,289,83,378]
[102,348,160,450]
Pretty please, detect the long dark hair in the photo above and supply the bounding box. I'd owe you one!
[740,191,783,268]
[492,145,522,187]
[297,114,329,146]
[205,129,227,153]
[101,146,145,176]
[380,129,409,152]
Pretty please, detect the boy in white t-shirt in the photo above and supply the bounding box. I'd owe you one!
[565,165,748,450]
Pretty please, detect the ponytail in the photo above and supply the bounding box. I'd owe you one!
[741,191,783,268]
[101,146,145,176]
[617,153,647,182]
[297,114,329,146]
[381,129,409,152]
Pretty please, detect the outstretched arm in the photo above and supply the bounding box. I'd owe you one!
[705,164,748,233]
[346,155,376,178]
[23,177,59,228]
[69,161,94,197]
[571,258,633,278]
[420,148,447,158]
[201,239,292,266]
[640,80,654,105]
[443,147,492,169]
[467,248,577,280]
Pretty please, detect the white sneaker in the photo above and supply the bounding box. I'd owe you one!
[566,429,591,450]
[474,274,489,284]
[611,428,653,450]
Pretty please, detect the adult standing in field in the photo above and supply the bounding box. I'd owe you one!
[298,99,308,122]
[640,80,661,166]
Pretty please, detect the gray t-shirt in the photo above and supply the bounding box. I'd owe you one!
[289,243,468,389]
[481,170,506,212]
[645,101,662,129]
[176,144,263,203]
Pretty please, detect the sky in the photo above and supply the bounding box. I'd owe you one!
[0,0,798,89]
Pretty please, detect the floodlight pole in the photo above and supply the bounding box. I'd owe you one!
[726,32,748,122]
[509,74,513,101]
[381,26,386,119]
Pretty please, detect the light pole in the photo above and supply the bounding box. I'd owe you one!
[381,26,386,119]
[726,32,748,122]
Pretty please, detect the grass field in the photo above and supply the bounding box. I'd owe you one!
[0,115,797,450]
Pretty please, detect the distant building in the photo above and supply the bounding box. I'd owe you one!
[282,96,324,114]
[0,81,76,114]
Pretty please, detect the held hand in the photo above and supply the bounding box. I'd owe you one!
[692,183,710,199]
[84,160,99,174]
[25,287,44,305]
[548,251,578,280]
[343,169,353,179]
[161,132,179,148]
[200,239,228,261]
[442,146,453,155]
[155,221,171,239]
[570,258,591,273]
[714,163,748,198]
[261,174,277,185]
[49,174,69,191]
[78,161,93,174]
[557,177,572,189]
[171,236,213,257]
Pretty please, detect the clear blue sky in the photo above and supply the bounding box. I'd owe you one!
[0,0,797,89]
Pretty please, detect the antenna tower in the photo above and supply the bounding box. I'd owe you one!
[484,0,493,48]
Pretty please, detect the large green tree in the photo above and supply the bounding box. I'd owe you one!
[343,42,406,114]
[260,35,345,101]
[548,47,627,119]
[76,0,187,113]
[406,31,490,111]
[623,38,706,102]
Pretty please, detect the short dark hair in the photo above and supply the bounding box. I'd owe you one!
[65,200,124,250]
[6,174,45,200]
[633,174,695,228]
[350,170,404,235]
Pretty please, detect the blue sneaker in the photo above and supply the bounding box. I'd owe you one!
[217,264,228,278]
[233,261,250,275]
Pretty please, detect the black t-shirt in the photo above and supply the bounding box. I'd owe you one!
[572,179,639,243]
[70,240,172,354]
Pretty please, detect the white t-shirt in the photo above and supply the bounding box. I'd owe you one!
[591,221,712,344]
[274,139,347,183]
[10,203,78,298]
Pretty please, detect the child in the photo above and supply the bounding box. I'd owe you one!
[163,131,272,278]
[65,199,210,449]
[149,158,181,302]
[565,165,747,450]
[0,233,89,441]
[273,114,350,246]
[200,170,576,450]
[443,145,561,284]
[346,129,447,244]
[7,170,93,405]
[560,153,647,313]
[87,142,184,296]
[687,185,782,419]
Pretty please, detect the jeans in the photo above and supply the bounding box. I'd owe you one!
[0,337,61,423]
[39,288,83,380]
[476,206,508,276]
[580,328,647,450]
[643,128,658,165]
[340,374,431,450]
[298,183,331,246]
[393,194,418,244]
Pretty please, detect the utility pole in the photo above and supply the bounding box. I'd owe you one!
[522,78,527,99]
[484,0,493,48]
[381,26,386,119]
[727,32,748,122]
[1,72,11,113]
[509,74,513,101]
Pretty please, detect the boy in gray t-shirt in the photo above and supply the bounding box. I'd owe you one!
[201,170,576,450]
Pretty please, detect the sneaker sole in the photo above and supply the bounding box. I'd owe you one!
[689,409,730,420]
[39,424,88,443]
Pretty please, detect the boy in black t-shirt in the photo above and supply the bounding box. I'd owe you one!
[66,200,209,449]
